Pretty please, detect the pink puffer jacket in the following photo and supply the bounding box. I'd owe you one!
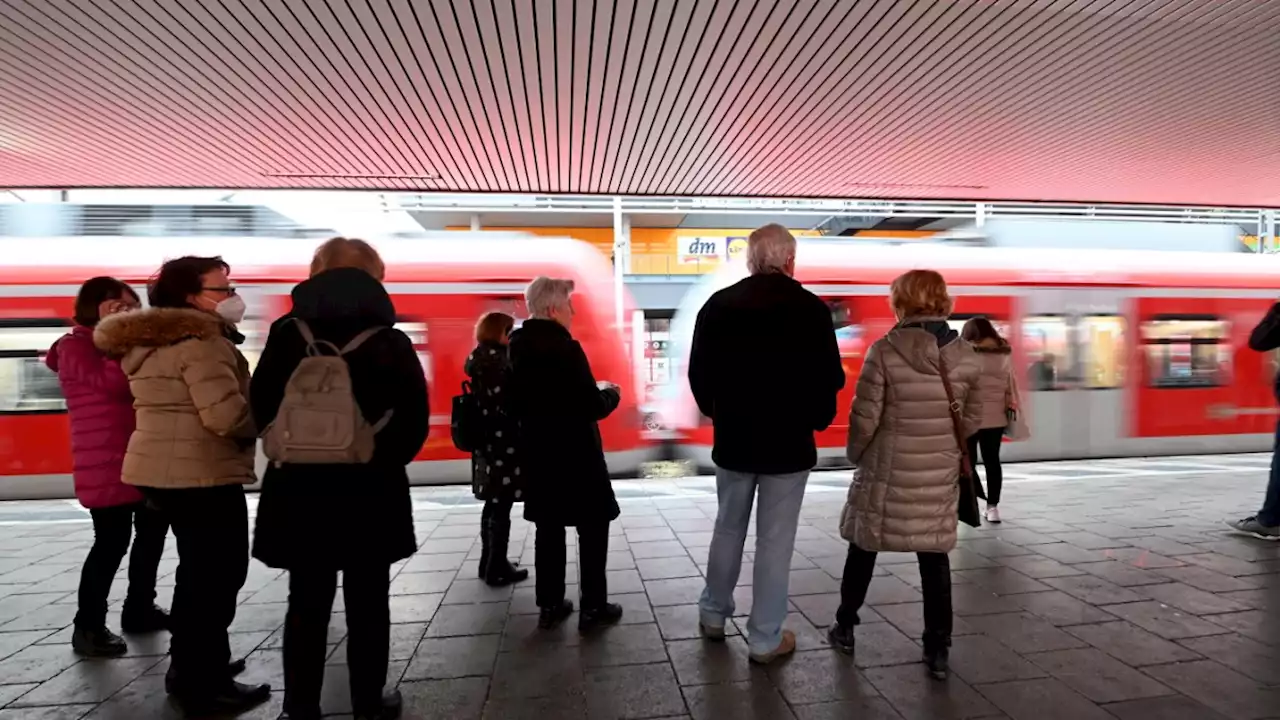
[46,326,142,509]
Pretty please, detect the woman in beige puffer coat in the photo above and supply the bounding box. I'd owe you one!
[827,270,982,681]
[962,318,1016,524]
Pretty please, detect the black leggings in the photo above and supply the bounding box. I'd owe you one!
[75,501,168,629]
[967,427,1005,506]
[837,544,952,644]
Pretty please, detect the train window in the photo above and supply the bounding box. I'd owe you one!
[947,315,1011,341]
[394,320,432,386]
[0,324,71,413]
[1079,315,1126,389]
[1022,315,1071,390]
[1142,318,1230,388]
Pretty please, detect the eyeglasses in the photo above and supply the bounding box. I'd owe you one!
[203,285,237,295]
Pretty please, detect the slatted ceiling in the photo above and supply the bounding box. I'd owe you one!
[1,1,1278,206]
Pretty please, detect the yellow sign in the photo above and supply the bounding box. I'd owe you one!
[726,237,748,262]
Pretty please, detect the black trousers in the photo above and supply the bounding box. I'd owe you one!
[967,427,1005,506]
[142,485,249,694]
[75,501,168,629]
[836,543,952,645]
[283,565,391,717]
[480,498,514,577]
[535,522,609,610]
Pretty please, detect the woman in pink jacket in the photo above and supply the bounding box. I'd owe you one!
[47,277,170,657]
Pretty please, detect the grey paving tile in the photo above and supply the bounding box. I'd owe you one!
[402,552,469,572]
[630,541,693,560]
[666,637,757,686]
[991,554,1085,580]
[403,634,500,680]
[1142,659,1280,719]
[605,568,647,594]
[11,655,161,706]
[790,697,904,720]
[863,662,1000,720]
[0,629,58,661]
[1178,632,1280,684]
[626,527,677,543]
[1030,543,1111,565]
[653,605,740,642]
[1152,565,1257,593]
[1136,582,1251,616]
[390,570,456,595]
[1023,647,1172,703]
[1101,694,1229,720]
[578,623,668,668]
[959,539,1035,559]
[974,677,1115,720]
[443,579,515,605]
[584,663,688,720]
[489,645,586,699]
[1101,601,1228,640]
[764,649,878,705]
[482,693,589,720]
[388,593,443,624]
[1073,560,1174,587]
[871,602,973,639]
[0,705,100,719]
[399,677,489,720]
[0,642,83,684]
[788,593,843,628]
[1011,590,1116,626]
[1197,609,1279,643]
[845,622,923,668]
[682,679,796,720]
[963,613,1087,654]
[948,635,1047,685]
[644,577,706,607]
[1063,620,1203,667]
[636,556,702,581]
[425,601,509,637]
[954,568,1052,596]
[863,576,921,606]
[1040,574,1145,605]
[949,584,1025,617]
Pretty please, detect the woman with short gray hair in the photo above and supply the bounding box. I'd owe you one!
[509,276,624,632]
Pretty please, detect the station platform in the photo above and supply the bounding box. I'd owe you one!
[0,454,1277,720]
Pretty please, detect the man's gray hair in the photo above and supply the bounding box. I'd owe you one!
[746,223,797,275]
[525,276,575,318]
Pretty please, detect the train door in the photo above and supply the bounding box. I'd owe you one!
[1015,288,1128,460]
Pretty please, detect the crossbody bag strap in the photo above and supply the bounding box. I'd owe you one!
[937,350,975,478]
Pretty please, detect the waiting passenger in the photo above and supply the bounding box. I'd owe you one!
[48,277,169,657]
[689,223,845,664]
[251,237,428,720]
[829,269,982,680]
[509,277,623,631]
[93,256,267,714]
[1028,352,1056,390]
[1228,300,1280,539]
[962,317,1016,524]
[466,311,529,587]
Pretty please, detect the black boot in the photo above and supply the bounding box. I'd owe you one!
[165,658,247,694]
[353,688,403,720]
[484,511,529,587]
[175,679,272,716]
[120,602,170,633]
[827,622,855,655]
[478,508,491,580]
[71,625,127,657]
[923,632,951,680]
[579,602,623,633]
[538,599,574,629]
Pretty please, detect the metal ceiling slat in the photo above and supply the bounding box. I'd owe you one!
[573,0,613,192]
[528,0,560,190]
[583,0,628,192]
[465,0,530,191]
[591,0,640,194]
[508,0,549,190]
[605,0,669,194]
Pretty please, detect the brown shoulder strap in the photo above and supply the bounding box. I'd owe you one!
[937,350,975,477]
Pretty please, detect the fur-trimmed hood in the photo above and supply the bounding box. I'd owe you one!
[94,308,224,366]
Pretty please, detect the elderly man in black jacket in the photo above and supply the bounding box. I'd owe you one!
[689,223,845,664]
[509,276,625,631]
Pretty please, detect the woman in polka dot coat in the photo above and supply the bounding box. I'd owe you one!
[466,312,529,587]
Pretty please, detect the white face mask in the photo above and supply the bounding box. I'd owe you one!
[214,295,246,324]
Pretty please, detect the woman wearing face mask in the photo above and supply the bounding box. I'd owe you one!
[94,256,268,716]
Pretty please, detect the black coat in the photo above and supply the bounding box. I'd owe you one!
[250,268,429,570]
[466,341,524,503]
[1251,301,1280,402]
[508,319,620,527]
[689,273,845,474]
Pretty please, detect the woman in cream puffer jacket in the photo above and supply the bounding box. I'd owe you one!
[828,270,982,682]
[962,318,1015,524]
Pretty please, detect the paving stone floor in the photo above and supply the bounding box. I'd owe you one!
[0,454,1278,719]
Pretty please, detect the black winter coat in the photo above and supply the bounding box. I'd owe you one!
[509,319,620,526]
[250,268,429,570]
[689,273,845,474]
[1251,301,1280,403]
[466,341,524,503]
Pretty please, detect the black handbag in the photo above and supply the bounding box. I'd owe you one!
[937,351,984,528]
[450,381,480,453]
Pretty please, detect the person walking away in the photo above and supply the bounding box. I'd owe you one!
[251,238,429,720]
[93,256,268,714]
[962,317,1015,524]
[48,277,169,657]
[1227,299,1280,539]
[828,270,983,679]
[689,224,845,664]
[466,311,529,586]
[509,277,624,632]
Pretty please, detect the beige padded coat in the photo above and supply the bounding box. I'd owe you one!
[972,340,1014,430]
[839,319,983,553]
[94,308,257,489]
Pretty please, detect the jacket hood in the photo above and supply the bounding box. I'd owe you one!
[290,268,396,325]
[465,341,508,378]
[973,337,1012,354]
[93,307,223,357]
[45,325,92,373]
[883,317,962,375]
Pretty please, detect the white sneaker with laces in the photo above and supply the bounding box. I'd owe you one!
[985,505,1002,524]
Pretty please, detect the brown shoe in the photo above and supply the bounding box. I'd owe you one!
[748,629,796,664]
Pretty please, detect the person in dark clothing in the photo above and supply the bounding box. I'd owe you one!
[690,224,845,664]
[509,277,624,632]
[250,238,429,720]
[1228,301,1280,539]
[466,311,530,587]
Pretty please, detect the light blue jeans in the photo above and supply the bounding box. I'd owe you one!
[698,467,810,656]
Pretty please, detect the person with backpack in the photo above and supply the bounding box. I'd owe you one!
[93,256,268,715]
[465,311,529,587]
[47,277,170,658]
[250,237,428,720]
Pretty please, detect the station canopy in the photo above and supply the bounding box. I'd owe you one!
[1,0,1278,207]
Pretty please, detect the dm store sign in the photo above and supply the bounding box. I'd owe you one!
[677,236,725,265]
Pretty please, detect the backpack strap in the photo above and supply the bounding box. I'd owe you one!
[339,327,386,356]
[287,318,342,357]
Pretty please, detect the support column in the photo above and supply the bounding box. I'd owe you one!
[975,202,987,228]
[613,196,628,331]
[1263,209,1276,254]
[469,213,482,231]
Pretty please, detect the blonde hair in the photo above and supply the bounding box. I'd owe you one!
[475,312,515,344]
[890,269,953,318]
[310,237,385,280]
[746,223,796,275]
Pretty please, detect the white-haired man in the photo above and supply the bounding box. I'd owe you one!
[689,223,845,663]
[508,277,625,632]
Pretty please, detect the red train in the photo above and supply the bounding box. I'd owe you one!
[0,233,653,500]
[655,242,1280,468]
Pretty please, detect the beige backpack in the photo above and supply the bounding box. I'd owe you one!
[262,318,391,466]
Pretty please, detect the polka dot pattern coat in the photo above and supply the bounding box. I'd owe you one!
[464,341,524,503]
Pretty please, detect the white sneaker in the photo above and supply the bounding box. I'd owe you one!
[985,505,1002,524]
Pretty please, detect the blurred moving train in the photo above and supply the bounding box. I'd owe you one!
[0,232,652,500]
[654,240,1280,469]
[3,229,1280,502]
